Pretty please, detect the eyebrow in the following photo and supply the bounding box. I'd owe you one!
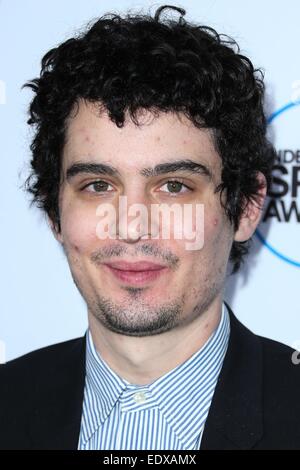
[66,162,120,180]
[66,159,213,182]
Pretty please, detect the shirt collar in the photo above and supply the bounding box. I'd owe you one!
[81,302,230,447]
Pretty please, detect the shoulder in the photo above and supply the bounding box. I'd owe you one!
[0,336,85,394]
[257,332,300,377]
[0,337,86,449]
[227,304,300,410]
[225,308,300,447]
[227,304,300,382]
[239,317,300,385]
[1,336,84,367]
[255,334,300,447]
[257,333,300,392]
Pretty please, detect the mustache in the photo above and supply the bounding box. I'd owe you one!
[90,243,180,270]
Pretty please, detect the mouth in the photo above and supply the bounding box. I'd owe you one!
[103,261,168,285]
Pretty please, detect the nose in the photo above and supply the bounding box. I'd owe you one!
[117,194,160,243]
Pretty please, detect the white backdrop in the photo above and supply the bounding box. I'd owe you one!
[0,0,299,362]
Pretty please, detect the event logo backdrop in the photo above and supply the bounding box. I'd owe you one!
[256,95,300,268]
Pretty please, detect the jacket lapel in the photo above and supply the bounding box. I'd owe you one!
[200,302,264,449]
[30,335,86,450]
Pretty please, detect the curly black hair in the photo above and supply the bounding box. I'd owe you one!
[23,4,275,274]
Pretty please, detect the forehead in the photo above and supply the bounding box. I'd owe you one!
[62,100,221,176]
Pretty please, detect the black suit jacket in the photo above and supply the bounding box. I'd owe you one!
[1,303,300,450]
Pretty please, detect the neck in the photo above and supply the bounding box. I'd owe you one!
[88,297,223,386]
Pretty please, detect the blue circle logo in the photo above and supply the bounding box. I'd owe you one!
[255,100,300,268]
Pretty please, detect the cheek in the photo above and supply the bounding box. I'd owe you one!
[206,214,233,265]
[189,209,221,252]
[201,215,219,237]
[208,217,225,247]
[61,204,99,254]
[208,217,223,247]
[183,205,219,239]
[198,214,227,259]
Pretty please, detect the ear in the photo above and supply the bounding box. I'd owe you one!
[234,172,267,243]
[47,216,64,244]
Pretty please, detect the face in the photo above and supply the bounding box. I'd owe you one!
[55,100,235,337]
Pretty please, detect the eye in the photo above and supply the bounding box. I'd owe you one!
[159,179,192,195]
[82,180,113,193]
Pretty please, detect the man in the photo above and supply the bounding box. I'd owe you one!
[1,4,300,450]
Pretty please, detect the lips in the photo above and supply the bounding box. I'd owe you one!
[103,260,168,285]
[104,261,166,271]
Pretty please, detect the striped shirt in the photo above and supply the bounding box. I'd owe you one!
[78,302,230,450]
